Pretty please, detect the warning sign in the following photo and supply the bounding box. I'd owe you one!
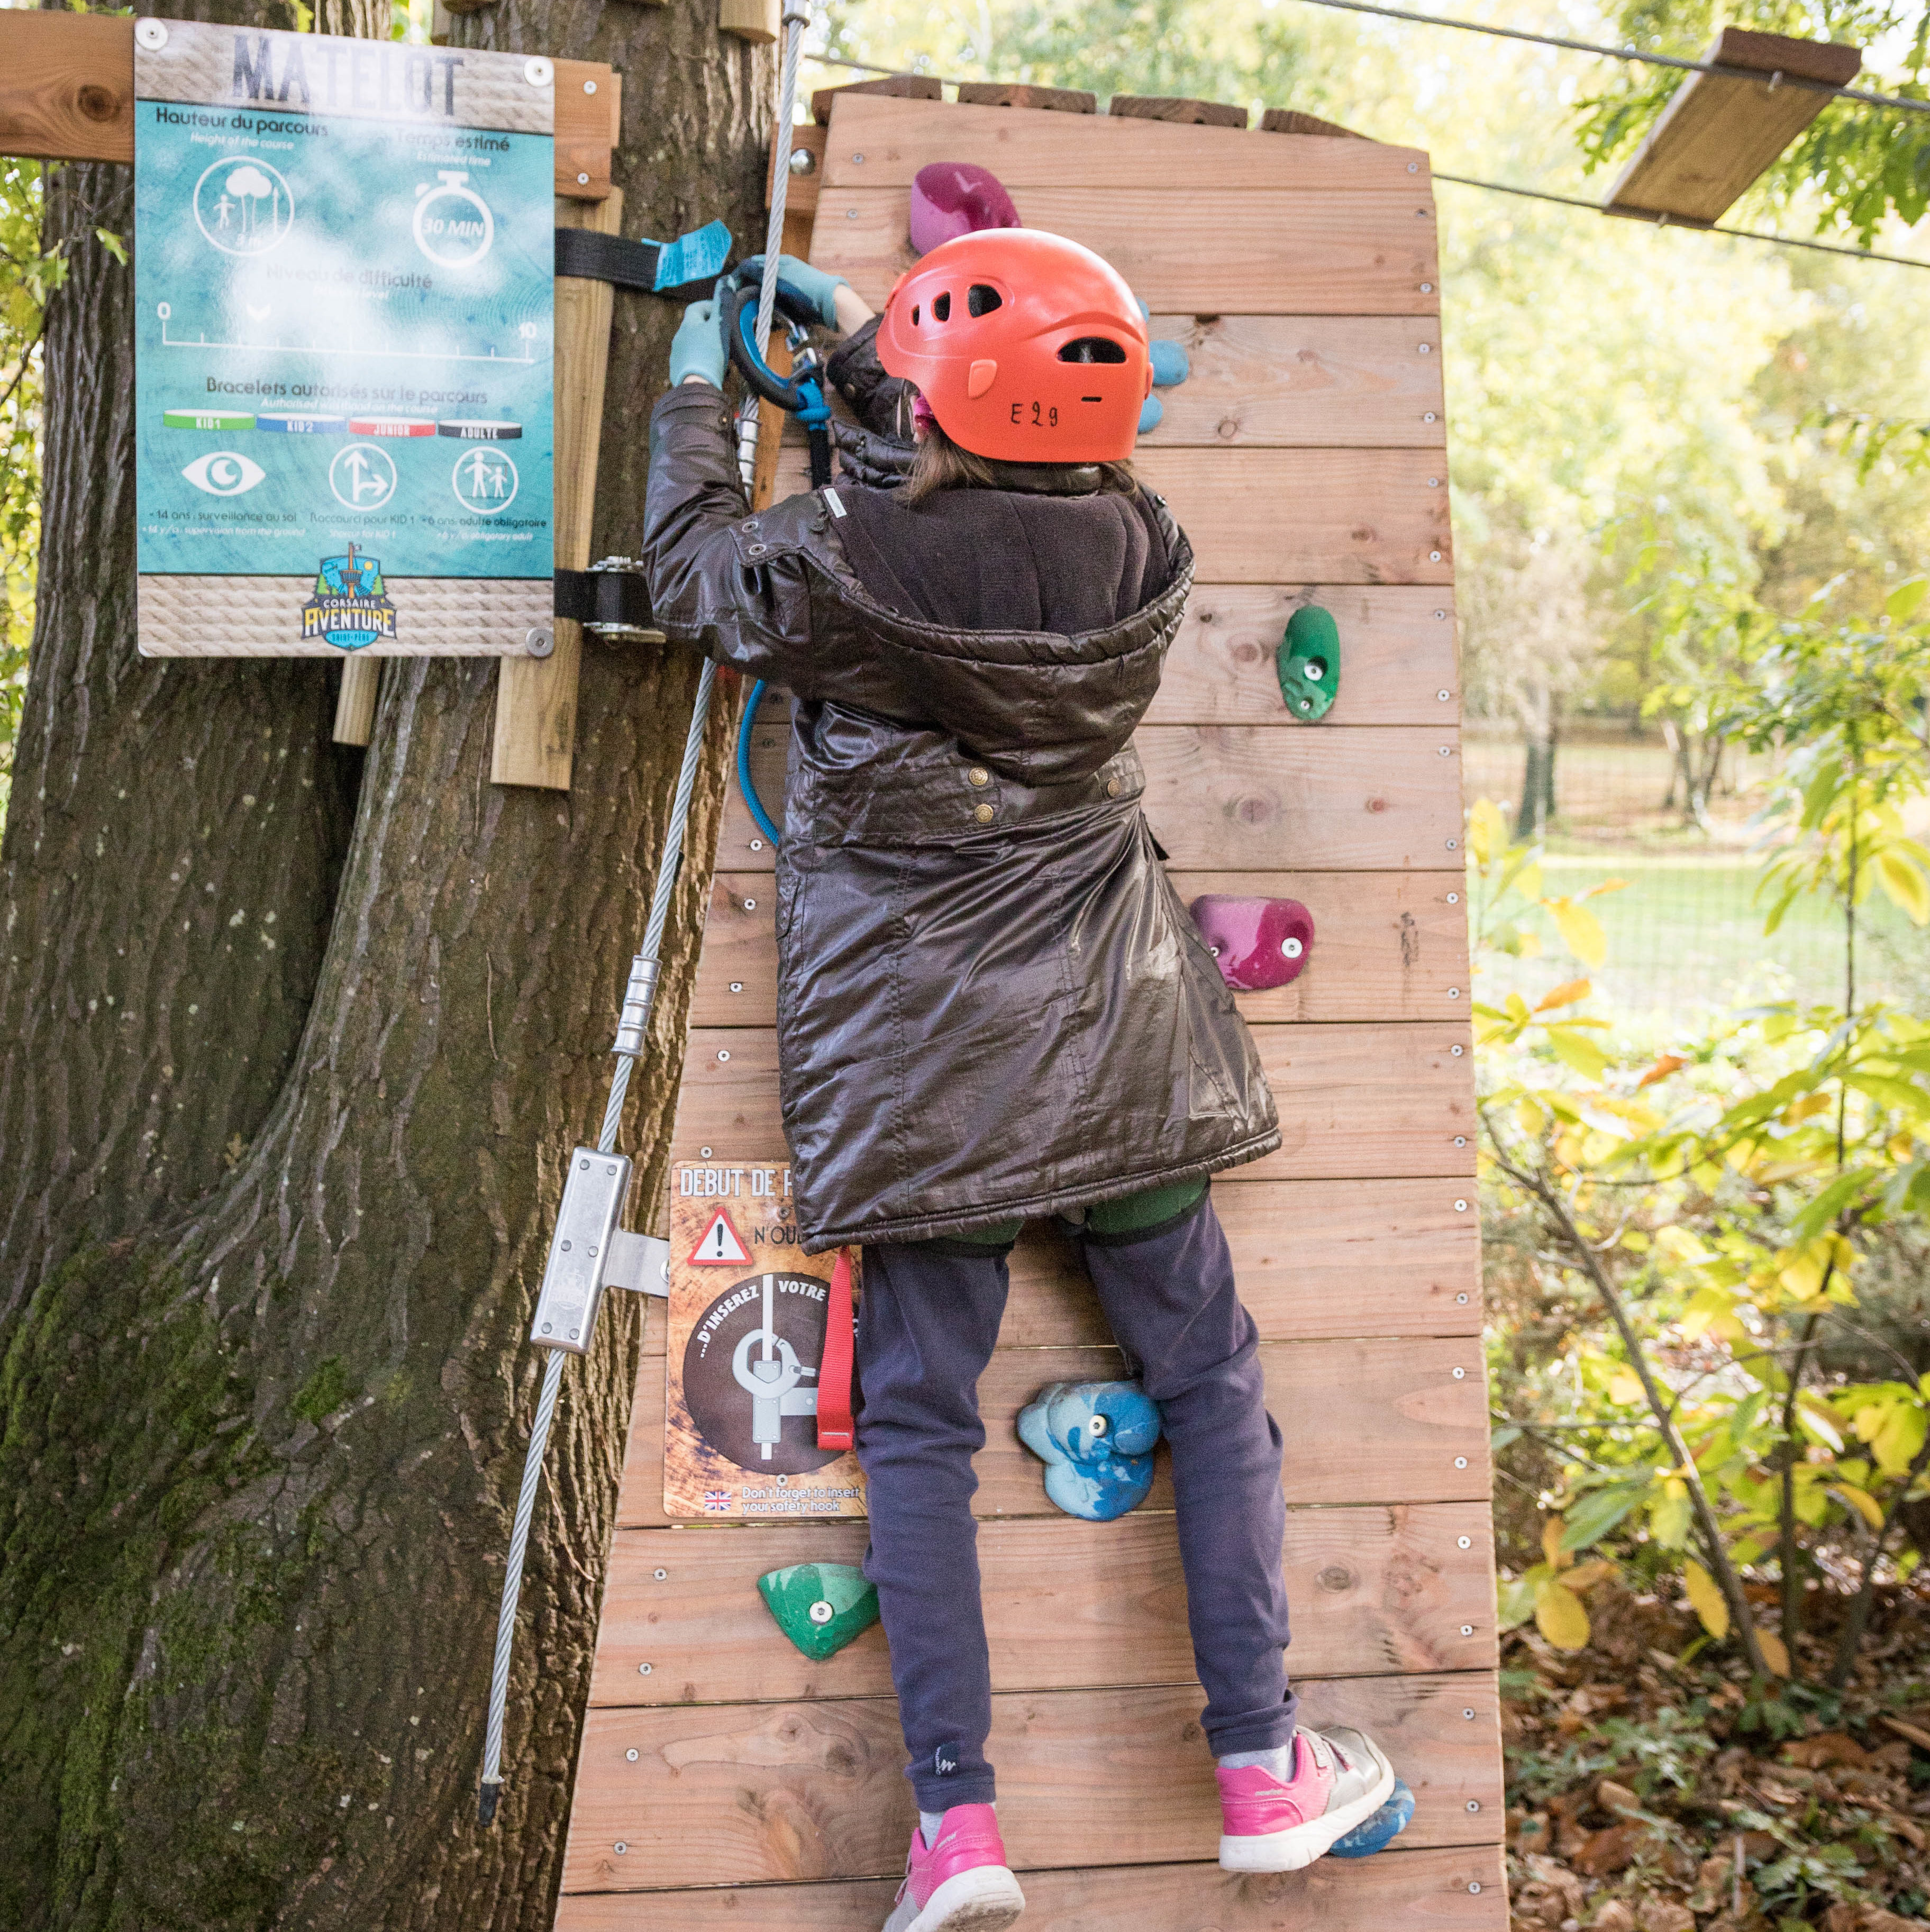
[664,1161,865,1521]
[689,1207,751,1265]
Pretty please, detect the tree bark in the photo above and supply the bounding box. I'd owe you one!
[0,3,770,1925]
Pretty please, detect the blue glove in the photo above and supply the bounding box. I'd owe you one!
[736,252,850,328]
[670,298,726,388]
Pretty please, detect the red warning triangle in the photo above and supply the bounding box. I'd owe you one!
[688,1206,752,1266]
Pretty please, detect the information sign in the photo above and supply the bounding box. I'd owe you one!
[132,21,556,656]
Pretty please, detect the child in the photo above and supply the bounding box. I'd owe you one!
[643,230,1394,1932]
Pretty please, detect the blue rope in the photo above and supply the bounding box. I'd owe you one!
[736,679,782,846]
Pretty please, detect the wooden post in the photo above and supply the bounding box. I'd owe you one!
[334,660,380,746]
[489,188,624,790]
[718,0,781,43]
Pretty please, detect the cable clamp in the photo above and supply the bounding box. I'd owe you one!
[612,953,661,1058]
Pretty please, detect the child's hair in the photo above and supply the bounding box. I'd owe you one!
[904,417,1140,506]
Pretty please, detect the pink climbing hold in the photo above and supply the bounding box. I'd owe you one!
[1190,895,1316,992]
[908,161,1023,254]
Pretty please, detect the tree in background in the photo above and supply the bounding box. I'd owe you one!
[0,3,767,1926]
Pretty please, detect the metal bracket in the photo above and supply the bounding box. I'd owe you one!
[606,1229,670,1299]
[529,1148,671,1353]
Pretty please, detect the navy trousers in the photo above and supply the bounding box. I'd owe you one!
[853,1193,1296,1811]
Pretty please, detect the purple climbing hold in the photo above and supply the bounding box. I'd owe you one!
[1190,895,1316,992]
[909,162,1023,254]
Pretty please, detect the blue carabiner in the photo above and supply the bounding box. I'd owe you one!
[736,679,783,847]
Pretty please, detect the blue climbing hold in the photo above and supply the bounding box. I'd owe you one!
[1328,1778,1416,1858]
[1149,339,1190,388]
[1017,1379,1162,1521]
[1138,394,1164,435]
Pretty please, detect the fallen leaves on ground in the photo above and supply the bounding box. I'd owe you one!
[1505,1579,1930,1930]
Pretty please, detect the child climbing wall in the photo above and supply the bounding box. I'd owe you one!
[554,89,1504,1931]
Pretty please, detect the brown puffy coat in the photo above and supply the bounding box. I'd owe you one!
[642,383,1279,1251]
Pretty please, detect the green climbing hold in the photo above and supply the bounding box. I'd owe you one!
[1277,604,1340,722]
[757,1562,880,1660]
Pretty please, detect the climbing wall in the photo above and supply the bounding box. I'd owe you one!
[554,91,1505,1929]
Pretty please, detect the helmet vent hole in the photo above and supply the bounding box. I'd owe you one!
[911,304,920,326]
[1059,336,1127,364]
[967,284,1002,317]
[932,291,951,323]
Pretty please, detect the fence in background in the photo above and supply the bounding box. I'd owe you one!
[1463,726,1918,1019]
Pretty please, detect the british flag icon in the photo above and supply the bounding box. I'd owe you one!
[703,1491,734,1512]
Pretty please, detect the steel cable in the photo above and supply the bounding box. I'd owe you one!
[479,2,807,1825]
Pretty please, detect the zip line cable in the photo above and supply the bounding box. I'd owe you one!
[478,0,811,1830]
[1280,0,1930,115]
[1433,170,1930,268]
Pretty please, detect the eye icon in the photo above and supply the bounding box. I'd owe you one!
[182,450,266,496]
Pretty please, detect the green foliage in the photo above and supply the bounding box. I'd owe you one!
[1573,0,1930,246]
[1476,616,1930,1674]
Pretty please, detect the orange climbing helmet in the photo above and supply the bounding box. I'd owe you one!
[875,229,1151,464]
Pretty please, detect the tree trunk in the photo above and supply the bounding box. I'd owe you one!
[0,4,770,1925]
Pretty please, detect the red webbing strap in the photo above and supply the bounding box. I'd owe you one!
[816,1246,856,1451]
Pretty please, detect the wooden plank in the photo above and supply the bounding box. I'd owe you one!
[670,1022,1474,1185]
[1111,94,1249,129]
[957,82,1097,113]
[1263,106,1376,139]
[0,13,620,199]
[588,1503,1498,1708]
[721,584,1459,727]
[490,190,624,788]
[808,187,1440,314]
[618,1334,1491,1528]
[638,1176,1480,1355]
[559,1672,1502,1891]
[332,660,380,748]
[719,0,780,44]
[1137,315,1445,448]
[720,722,1464,874]
[1157,585,1459,724]
[690,870,1469,1027]
[671,1022,1476,1185]
[769,123,827,214]
[775,445,1451,580]
[1605,27,1862,225]
[812,73,941,125]
[556,1843,1509,1930]
[0,11,133,165]
[821,90,1430,190]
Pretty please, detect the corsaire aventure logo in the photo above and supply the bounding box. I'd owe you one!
[301,545,398,650]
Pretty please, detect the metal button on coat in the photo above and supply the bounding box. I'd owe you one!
[1105,777,1121,797]
[967,767,990,787]
[972,803,995,824]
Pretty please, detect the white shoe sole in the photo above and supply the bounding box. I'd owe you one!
[881,1863,1026,1932]
[1217,1757,1396,1873]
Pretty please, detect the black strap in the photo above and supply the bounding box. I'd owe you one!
[554,229,670,294]
[554,566,654,634]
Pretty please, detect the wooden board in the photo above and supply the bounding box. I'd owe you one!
[720,723,1465,872]
[556,1843,1507,1930]
[820,90,1431,190]
[817,188,1439,314]
[559,89,1497,1930]
[670,1023,1474,1183]
[635,1179,1481,1356]
[617,1336,1490,1529]
[561,1672,1501,1891]
[1139,315,1445,448]
[691,870,1469,1026]
[777,445,1452,580]
[0,10,621,198]
[1606,28,1862,225]
[588,1504,1498,1708]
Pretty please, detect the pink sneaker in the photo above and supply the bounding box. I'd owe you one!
[1216,1726,1396,1872]
[881,1803,1026,1932]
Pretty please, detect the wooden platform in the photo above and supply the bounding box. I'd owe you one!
[557,92,1502,1926]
